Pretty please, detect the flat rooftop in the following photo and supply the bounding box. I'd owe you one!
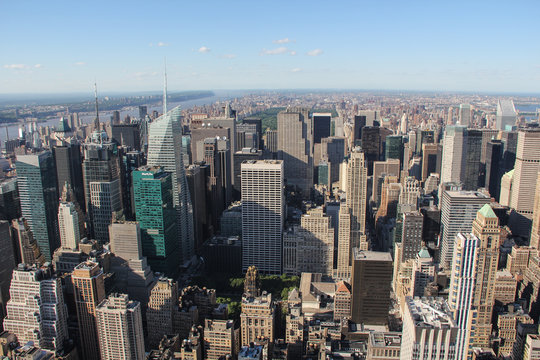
[406,297,456,329]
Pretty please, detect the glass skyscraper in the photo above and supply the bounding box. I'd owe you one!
[133,166,179,275]
[16,152,59,261]
[147,106,194,262]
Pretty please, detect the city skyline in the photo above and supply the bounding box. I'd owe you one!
[2,0,540,94]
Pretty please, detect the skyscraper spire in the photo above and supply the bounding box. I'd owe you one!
[163,58,167,115]
[93,81,100,130]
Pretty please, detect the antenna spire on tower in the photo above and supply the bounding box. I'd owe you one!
[94,81,100,130]
[163,58,168,115]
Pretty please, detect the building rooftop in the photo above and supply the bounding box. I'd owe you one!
[478,204,497,219]
[369,331,402,348]
[406,297,456,329]
[353,249,393,262]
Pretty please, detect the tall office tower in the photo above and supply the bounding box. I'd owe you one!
[120,150,143,220]
[353,115,366,145]
[285,207,335,276]
[510,129,540,230]
[440,125,467,185]
[479,129,499,174]
[312,112,332,143]
[241,160,284,274]
[96,293,145,360]
[57,201,81,250]
[11,218,45,265]
[524,334,540,360]
[411,247,437,297]
[3,264,68,352]
[264,129,278,154]
[277,107,313,197]
[111,124,141,150]
[399,211,424,262]
[501,131,518,173]
[203,138,224,231]
[468,205,500,350]
[531,172,540,249]
[463,129,482,191]
[133,166,179,275]
[346,148,369,250]
[186,164,208,248]
[497,99,517,130]
[448,233,479,359]
[243,117,263,150]
[485,139,503,200]
[72,261,106,360]
[399,113,408,135]
[0,221,16,321]
[500,169,514,206]
[111,110,120,125]
[240,293,275,346]
[400,297,458,360]
[439,190,490,269]
[147,277,179,348]
[399,177,421,213]
[82,131,123,243]
[138,105,147,120]
[233,148,264,199]
[321,136,346,186]
[385,135,403,163]
[372,159,400,206]
[361,126,392,175]
[0,178,20,221]
[202,105,237,179]
[376,176,400,220]
[459,103,473,127]
[16,152,59,261]
[147,106,194,262]
[350,249,392,325]
[204,319,236,359]
[336,206,352,279]
[53,143,84,211]
[416,130,435,155]
[217,137,232,207]
[421,143,441,182]
[108,221,154,305]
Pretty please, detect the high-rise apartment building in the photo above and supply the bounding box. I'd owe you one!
[147,106,194,262]
[400,297,458,360]
[82,131,123,243]
[350,249,392,325]
[439,190,490,269]
[96,293,145,360]
[346,148,369,250]
[16,151,59,261]
[133,166,179,275]
[277,107,313,197]
[72,261,106,360]
[204,319,236,359]
[510,129,540,228]
[3,264,68,352]
[241,160,284,274]
[240,293,275,346]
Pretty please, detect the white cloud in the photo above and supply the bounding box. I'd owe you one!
[3,64,26,69]
[198,46,211,53]
[291,68,302,73]
[221,54,237,59]
[34,64,42,68]
[75,61,86,66]
[261,47,289,55]
[273,38,293,44]
[289,51,297,56]
[307,49,323,56]
[157,42,168,47]
[134,71,158,80]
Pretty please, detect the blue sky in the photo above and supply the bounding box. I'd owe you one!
[1,0,539,94]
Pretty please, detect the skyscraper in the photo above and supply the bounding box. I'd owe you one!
[346,148,369,250]
[510,129,540,230]
[336,205,352,279]
[241,160,284,274]
[57,201,82,250]
[385,135,403,163]
[400,211,424,262]
[240,292,275,346]
[11,218,45,265]
[496,99,517,130]
[277,107,313,197]
[147,106,194,262]
[147,276,179,348]
[3,264,68,352]
[53,143,84,211]
[350,249,392,325]
[439,190,490,269]
[530,172,540,249]
[72,261,106,360]
[312,113,332,144]
[96,293,145,360]
[133,166,179,275]
[205,319,237,359]
[485,139,503,200]
[16,151,59,261]
[0,221,16,321]
[459,103,473,127]
[440,125,466,186]
[82,131,123,243]
[463,129,482,191]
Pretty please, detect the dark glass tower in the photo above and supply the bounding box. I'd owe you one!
[53,143,85,211]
